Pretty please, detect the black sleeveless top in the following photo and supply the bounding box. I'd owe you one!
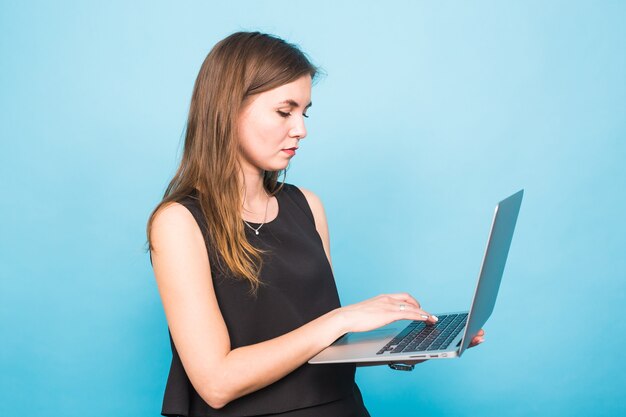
[161,183,368,417]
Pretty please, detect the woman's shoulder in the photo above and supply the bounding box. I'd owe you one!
[152,201,199,235]
[154,188,201,222]
[289,184,325,211]
[150,200,205,255]
[158,190,203,225]
[279,182,322,204]
[280,183,333,262]
[279,183,327,229]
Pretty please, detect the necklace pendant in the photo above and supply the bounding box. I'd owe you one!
[255,230,259,235]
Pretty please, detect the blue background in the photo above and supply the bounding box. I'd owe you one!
[1,1,624,416]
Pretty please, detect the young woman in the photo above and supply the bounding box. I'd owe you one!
[147,31,484,417]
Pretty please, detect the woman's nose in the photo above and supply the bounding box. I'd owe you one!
[289,116,307,139]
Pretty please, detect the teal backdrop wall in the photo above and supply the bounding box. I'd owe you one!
[1,1,624,416]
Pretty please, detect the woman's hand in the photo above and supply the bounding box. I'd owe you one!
[468,328,485,348]
[335,293,438,334]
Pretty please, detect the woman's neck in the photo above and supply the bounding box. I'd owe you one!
[239,166,269,215]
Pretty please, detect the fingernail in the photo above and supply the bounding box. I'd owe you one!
[420,314,429,319]
[431,315,439,322]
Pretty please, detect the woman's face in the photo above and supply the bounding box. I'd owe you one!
[237,75,312,173]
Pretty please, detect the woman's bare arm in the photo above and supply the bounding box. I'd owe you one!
[151,201,437,409]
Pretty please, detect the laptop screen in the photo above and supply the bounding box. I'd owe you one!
[459,189,523,356]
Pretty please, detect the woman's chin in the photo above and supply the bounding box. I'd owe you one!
[263,161,290,172]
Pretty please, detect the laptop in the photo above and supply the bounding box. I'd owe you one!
[309,189,523,365]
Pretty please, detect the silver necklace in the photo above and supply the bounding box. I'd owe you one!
[243,191,270,235]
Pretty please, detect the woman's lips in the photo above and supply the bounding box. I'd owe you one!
[282,148,297,156]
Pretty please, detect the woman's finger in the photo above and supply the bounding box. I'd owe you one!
[393,303,438,324]
[469,336,485,347]
[386,293,421,309]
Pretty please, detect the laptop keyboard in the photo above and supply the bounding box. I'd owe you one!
[376,313,468,354]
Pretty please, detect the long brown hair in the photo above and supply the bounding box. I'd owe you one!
[147,32,318,291]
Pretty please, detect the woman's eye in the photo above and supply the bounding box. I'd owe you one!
[277,110,309,118]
